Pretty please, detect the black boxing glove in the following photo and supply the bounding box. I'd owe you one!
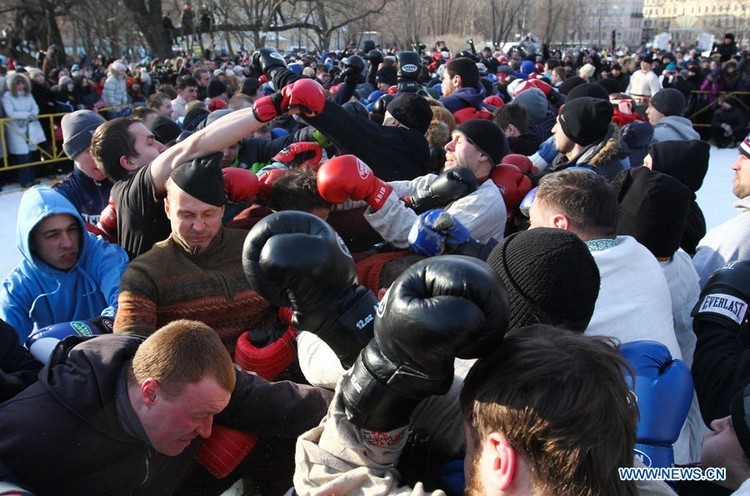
[372,94,395,117]
[366,49,384,67]
[692,260,750,333]
[242,211,377,368]
[404,168,478,214]
[341,256,511,432]
[341,55,365,85]
[251,47,287,79]
[397,51,422,93]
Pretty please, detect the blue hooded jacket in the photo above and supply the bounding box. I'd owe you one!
[0,187,129,342]
[441,85,487,113]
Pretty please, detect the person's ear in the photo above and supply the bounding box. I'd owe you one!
[486,432,517,490]
[552,213,569,231]
[120,155,138,172]
[164,196,171,219]
[141,378,160,407]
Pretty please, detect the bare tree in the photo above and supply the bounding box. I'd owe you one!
[485,0,526,46]
[530,0,568,45]
[120,0,173,59]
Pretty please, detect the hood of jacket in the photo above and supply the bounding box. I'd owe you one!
[654,116,700,141]
[17,186,88,274]
[41,334,144,439]
[441,85,487,113]
[578,124,627,168]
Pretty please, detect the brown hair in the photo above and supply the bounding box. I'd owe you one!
[267,168,331,213]
[90,117,139,182]
[129,319,236,398]
[535,169,619,240]
[445,57,480,89]
[147,92,171,110]
[493,103,530,135]
[461,325,638,496]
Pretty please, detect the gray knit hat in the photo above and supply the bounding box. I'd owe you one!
[650,88,687,117]
[62,110,106,159]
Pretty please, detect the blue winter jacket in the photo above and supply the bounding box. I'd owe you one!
[0,187,129,342]
[441,86,487,113]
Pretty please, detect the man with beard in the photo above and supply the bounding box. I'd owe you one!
[113,156,269,358]
[693,133,750,287]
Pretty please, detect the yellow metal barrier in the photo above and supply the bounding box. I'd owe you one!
[0,113,68,171]
[688,90,750,129]
[0,105,136,171]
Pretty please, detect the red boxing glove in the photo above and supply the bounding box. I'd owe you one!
[501,154,538,175]
[317,155,393,210]
[255,168,289,205]
[490,164,533,214]
[387,85,398,95]
[278,306,294,325]
[272,142,323,169]
[197,426,258,478]
[96,197,118,243]
[234,325,297,381]
[483,95,505,108]
[223,168,259,203]
[252,78,327,123]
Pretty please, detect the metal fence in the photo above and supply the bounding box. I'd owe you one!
[686,90,750,129]
[0,106,132,172]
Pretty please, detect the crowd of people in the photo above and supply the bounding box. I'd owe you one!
[0,33,749,496]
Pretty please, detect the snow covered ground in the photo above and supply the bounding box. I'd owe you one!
[0,145,742,279]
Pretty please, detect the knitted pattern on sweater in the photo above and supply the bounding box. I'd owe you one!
[114,227,270,355]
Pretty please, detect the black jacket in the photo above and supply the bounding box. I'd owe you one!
[273,69,431,181]
[0,334,331,495]
[0,319,41,403]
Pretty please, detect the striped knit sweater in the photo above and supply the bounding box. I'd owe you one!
[114,227,270,356]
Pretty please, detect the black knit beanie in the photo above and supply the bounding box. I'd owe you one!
[596,78,622,96]
[731,383,750,460]
[612,167,691,259]
[650,88,687,117]
[455,119,508,166]
[567,82,610,102]
[558,76,585,95]
[207,78,228,99]
[648,139,710,193]
[559,97,613,146]
[149,116,182,145]
[485,227,600,332]
[386,93,433,134]
[170,152,227,206]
